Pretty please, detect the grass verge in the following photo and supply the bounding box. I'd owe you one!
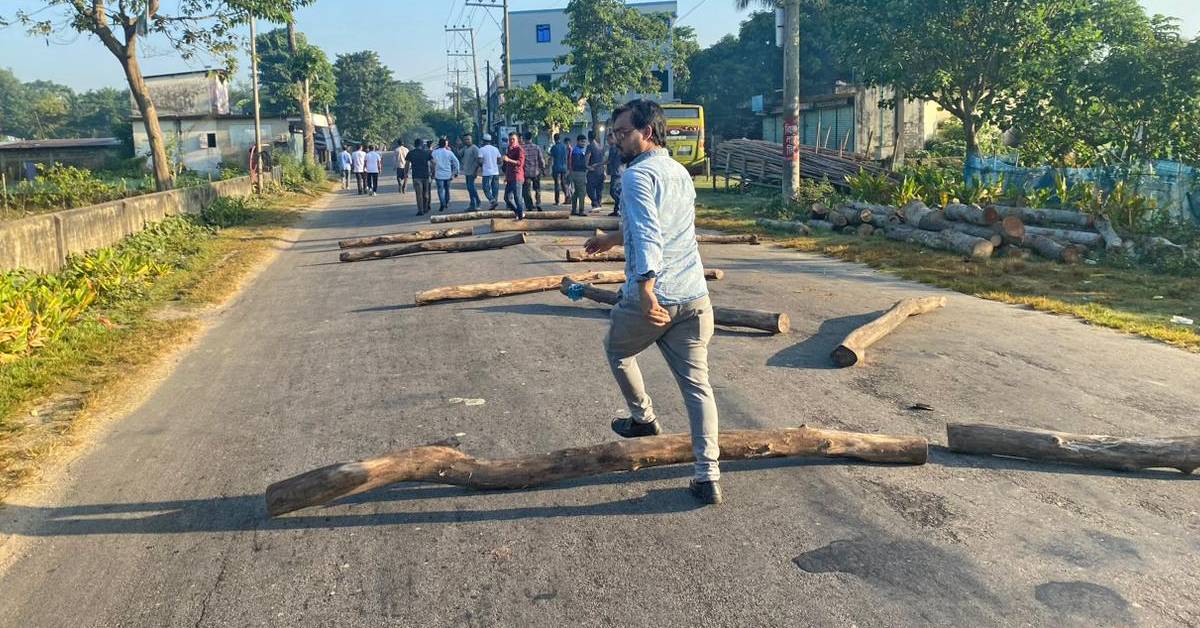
[0,182,330,497]
[693,188,1200,352]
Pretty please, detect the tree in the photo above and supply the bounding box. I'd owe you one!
[333,52,431,144]
[422,109,472,142]
[255,27,335,118]
[832,0,1103,158]
[556,0,675,135]
[12,1,310,191]
[500,84,580,136]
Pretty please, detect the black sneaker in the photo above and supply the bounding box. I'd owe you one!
[611,417,662,438]
[689,480,723,505]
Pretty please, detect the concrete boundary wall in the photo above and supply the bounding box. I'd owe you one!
[0,174,261,274]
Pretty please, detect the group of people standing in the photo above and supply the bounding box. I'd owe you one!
[339,144,384,196]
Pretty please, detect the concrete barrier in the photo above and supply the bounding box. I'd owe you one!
[0,175,258,273]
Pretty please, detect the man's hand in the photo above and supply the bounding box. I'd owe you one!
[584,232,617,255]
[640,292,670,327]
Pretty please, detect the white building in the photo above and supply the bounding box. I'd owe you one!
[507,1,678,105]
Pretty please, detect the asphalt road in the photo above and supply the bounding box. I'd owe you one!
[1,173,1198,627]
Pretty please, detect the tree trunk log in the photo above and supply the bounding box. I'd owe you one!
[417,270,627,305]
[828,211,849,228]
[756,218,812,235]
[831,296,947,367]
[560,278,787,334]
[1023,234,1081,264]
[808,219,834,231]
[339,233,526,262]
[996,215,1026,242]
[946,423,1200,474]
[885,226,992,258]
[1023,225,1103,248]
[939,229,995,257]
[810,202,829,218]
[432,210,570,223]
[489,217,621,232]
[900,201,949,230]
[856,224,875,237]
[339,227,473,249]
[997,245,1032,260]
[835,206,874,226]
[994,205,1094,228]
[265,425,929,516]
[944,202,997,225]
[942,222,1003,247]
[696,234,760,244]
[1093,218,1123,252]
[566,248,625,262]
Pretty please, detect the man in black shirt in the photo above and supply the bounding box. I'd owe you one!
[407,140,434,215]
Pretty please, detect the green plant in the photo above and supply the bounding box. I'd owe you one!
[1102,180,1158,228]
[844,168,895,204]
[891,175,922,207]
[0,271,96,361]
[201,195,257,228]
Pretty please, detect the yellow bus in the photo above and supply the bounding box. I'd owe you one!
[661,103,706,174]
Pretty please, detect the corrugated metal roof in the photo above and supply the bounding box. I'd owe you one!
[0,138,123,151]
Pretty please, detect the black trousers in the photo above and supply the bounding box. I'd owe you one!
[366,172,379,192]
[522,175,542,209]
[355,171,365,194]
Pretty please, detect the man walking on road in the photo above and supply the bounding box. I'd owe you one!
[550,133,570,205]
[606,131,625,216]
[501,132,526,220]
[351,144,367,195]
[394,140,410,194]
[364,145,382,196]
[568,134,589,216]
[431,138,461,212]
[460,134,482,211]
[521,131,545,211]
[338,146,352,190]
[586,131,606,210]
[583,99,722,505]
[478,134,501,210]
[407,139,433,215]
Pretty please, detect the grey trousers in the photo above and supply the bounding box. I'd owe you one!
[604,294,720,481]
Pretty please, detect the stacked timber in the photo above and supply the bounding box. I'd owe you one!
[710,139,894,190]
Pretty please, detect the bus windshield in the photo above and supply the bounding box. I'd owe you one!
[664,107,701,119]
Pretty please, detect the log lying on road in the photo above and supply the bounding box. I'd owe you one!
[560,278,788,333]
[886,226,994,258]
[831,296,947,367]
[431,209,570,223]
[488,217,621,233]
[265,425,929,515]
[1024,225,1103,248]
[339,232,526,262]
[946,423,1200,474]
[339,227,473,249]
[417,268,726,306]
[566,248,625,262]
[756,218,812,235]
[696,233,760,245]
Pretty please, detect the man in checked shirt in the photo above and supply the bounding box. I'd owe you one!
[583,98,722,505]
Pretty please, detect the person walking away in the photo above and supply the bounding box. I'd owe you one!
[521,131,545,211]
[351,144,367,194]
[459,134,481,211]
[586,131,606,210]
[478,134,502,210]
[394,140,410,194]
[364,145,382,196]
[606,131,625,216]
[501,132,526,220]
[583,99,722,505]
[549,133,570,205]
[431,138,461,212]
[408,140,433,215]
[338,146,352,190]
[568,135,590,216]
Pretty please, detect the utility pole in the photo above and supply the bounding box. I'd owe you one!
[486,60,494,133]
[781,0,801,201]
[249,12,264,193]
[446,25,484,137]
[465,0,510,119]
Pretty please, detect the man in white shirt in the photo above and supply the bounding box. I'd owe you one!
[364,144,382,196]
[430,138,461,212]
[477,134,502,211]
[338,147,352,190]
[394,140,410,194]
[351,144,367,195]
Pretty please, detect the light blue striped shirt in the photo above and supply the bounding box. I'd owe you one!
[620,147,708,306]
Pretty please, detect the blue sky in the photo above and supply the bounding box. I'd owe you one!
[0,0,1196,105]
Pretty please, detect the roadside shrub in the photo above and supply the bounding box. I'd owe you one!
[14,164,122,210]
[844,168,895,204]
[201,195,254,228]
[0,271,96,362]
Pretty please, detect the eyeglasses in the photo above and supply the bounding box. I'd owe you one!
[610,126,637,141]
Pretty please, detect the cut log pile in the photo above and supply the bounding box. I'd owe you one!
[711,139,894,190]
[805,198,1121,264]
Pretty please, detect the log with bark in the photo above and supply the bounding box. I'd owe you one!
[339,233,527,262]
[944,202,999,225]
[696,234,761,244]
[942,222,1003,247]
[487,217,621,233]
[856,224,875,237]
[810,202,830,219]
[835,206,875,226]
[996,215,1026,242]
[431,209,570,223]
[993,205,1094,229]
[566,248,625,262]
[828,211,849,228]
[560,278,788,334]
[997,245,1032,260]
[808,219,834,231]
[416,269,726,306]
[946,423,1200,474]
[1094,218,1123,252]
[756,218,812,235]
[901,201,952,231]
[831,296,947,367]
[338,227,473,249]
[886,226,994,258]
[265,425,929,516]
[1023,234,1081,264]
[1023,225,1103,248]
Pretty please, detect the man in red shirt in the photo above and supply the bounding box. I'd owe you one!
[501,132,526,220]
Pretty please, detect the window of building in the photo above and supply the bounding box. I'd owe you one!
[536,24,551,43]
[536,74,552,88]
[651,70,670,94]
[206,133,217,148]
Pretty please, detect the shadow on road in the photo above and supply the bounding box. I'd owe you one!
[929,446,1200,481]
[767,311,883,370]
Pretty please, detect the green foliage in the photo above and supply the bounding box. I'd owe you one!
[10,164,123,211]
[844,169,896,204]
[924,119,1003,158]
[422,109,473,143]
[501,84,581,134]
[0,69,131,146]
[276,154,326,192]
[254,27,336,116]
[1100,180,1158,228]
[333,51,431,144]
[201,195,255,229]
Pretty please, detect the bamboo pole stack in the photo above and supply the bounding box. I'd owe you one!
[710,139,893,190]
